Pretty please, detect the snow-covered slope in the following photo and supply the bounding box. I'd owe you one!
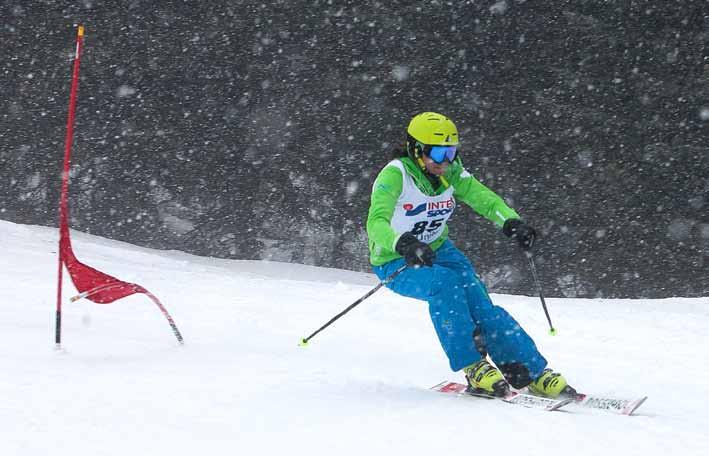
[1,220,707,456]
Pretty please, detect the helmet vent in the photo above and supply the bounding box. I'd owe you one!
[406,111,459,148]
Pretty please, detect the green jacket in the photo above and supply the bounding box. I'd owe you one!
[366,156,520,266]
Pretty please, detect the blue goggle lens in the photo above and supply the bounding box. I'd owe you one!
[427,145,457,164]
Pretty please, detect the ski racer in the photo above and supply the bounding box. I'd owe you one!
[366,112,574,398]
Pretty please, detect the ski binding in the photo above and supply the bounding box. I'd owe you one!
[432,381,573,412]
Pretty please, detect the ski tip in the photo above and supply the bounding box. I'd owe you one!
[625,396,649,415]
[298,337,309,347]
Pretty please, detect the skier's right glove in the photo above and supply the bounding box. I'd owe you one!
[395,232,435,268]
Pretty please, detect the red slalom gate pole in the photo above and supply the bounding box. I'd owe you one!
[56,25,85,347]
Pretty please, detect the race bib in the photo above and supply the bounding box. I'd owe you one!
[387,160,456,244]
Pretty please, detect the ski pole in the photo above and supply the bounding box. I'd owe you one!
[525,252,557,336]
[299,264,407,346]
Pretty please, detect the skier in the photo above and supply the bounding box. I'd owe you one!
[366,112,574,398]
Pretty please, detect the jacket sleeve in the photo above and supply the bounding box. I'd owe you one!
[366,165,404,254]
[448,162,520,227]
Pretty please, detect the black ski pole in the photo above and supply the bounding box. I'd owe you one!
[525,252,557,336]
[299,264,407,346]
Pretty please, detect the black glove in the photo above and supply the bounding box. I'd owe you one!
[395,232,435,268]
[502,219,537,250]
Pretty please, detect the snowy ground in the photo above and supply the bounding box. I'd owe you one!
[1,219,707,456]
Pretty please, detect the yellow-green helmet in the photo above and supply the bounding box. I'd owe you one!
[405,112,459,163]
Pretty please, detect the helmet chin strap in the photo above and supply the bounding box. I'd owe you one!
[416,156,427,170]
[416,155,449,188]
[408,138,450,189]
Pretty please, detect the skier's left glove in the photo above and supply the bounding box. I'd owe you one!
[502,219,537,250]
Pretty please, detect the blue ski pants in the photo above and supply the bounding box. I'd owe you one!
[373,240,547,386]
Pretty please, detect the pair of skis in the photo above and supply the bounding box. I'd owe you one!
[432,381,647,415]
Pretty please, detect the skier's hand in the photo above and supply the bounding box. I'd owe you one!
[395,232,434,268]
[502,219,537,250]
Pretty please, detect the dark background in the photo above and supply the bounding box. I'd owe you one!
[1,0,707,298]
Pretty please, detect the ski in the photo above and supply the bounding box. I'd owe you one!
[433,382,648,415]
[569,392,648,416]
[431,381,573,412]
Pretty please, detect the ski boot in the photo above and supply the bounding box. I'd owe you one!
[527,368,577,398]
[463,359,510,397]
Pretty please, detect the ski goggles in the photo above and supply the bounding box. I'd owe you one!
[424,145,457,164]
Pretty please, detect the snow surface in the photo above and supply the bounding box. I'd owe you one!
[1,219,708,456]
